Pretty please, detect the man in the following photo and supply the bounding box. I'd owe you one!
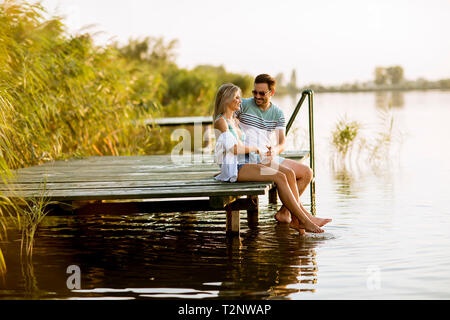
[236,74,329,228]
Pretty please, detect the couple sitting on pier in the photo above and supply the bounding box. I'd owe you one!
[213,74,331,234]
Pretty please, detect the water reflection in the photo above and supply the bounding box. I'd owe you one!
[0,207,325,299]
[219,224,321,298]
[332,168,360,200]
[391,92,404,108]
[375,91,404,108]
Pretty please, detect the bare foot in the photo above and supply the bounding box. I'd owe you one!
[311,217,332,227]
[296,203,332,227]
[274,207,292,224]
[298,217,324,233]
[280,204,332,227]
[289,217,305,235]
[290,216,324,234]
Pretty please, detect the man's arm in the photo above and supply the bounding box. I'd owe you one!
[215,117,260,155]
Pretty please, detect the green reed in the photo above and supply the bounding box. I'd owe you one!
[1,1,159,169]
[0,0,161,267]
[19,184,52,257]
[0,0,253,268]
[0,1,253,169]
[330,106,399,172]
[331,115,361,158]
[365,106,396,166]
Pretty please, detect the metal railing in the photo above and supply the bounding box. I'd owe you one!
[285,89,316,215]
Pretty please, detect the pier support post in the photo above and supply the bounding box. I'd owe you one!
[246,195,259,228]
[269,187,278,204]
[226,208,240,235]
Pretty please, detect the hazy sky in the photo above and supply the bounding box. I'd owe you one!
[40,0,450,86]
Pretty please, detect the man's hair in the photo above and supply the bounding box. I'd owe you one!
[254,74,276,91]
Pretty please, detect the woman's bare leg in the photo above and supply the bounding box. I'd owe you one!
[237,164,323,234]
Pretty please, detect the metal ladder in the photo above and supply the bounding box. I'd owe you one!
[285,90,316,215]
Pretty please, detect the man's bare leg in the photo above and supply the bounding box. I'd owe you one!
[272,164,298,224]
[274,159,332,227]
[237,164,323,234]
[269,161,308,224]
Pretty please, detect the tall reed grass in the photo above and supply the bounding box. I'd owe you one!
[0,0,159,268]
[1,1,253,168]
[0,0,253,271]
[1,2,161,169]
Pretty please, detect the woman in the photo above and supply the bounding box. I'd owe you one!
[213,83,328,234]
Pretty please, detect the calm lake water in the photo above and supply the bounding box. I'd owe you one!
[1,90,450,300]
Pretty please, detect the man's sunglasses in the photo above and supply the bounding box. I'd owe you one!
[252,90,272,96]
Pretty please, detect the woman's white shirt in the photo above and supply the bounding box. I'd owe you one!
[214,131,238,182]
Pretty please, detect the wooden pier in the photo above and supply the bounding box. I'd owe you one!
[1,152,308,235]
[145,116,212,127]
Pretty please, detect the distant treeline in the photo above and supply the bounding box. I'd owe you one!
[276,66,450,94]
[0,1,252,169]
[304,77,450,93]
[305,65,450,93]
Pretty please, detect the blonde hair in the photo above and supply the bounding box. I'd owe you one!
[213,83,241,122]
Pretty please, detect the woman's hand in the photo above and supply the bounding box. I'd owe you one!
[263,145,274,163]
[266,145,273,157]
[254,146,263,155]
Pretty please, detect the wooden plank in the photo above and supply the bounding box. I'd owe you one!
[70,197,266,215]
[3,184,271,201]
[21,151,308,168]
[15,155,210,169]
[17,162,219,170]
[13,165,219,174]
[16,159,217,170]
[14,171,220,180]
[66,199,224,215]
[4,183,270,196]
[145,116,213,127]
[1,180,272,191]
[17,159,218,169]
[15,165,215,175]
[9,173,218,184]
[280,150,310,160]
